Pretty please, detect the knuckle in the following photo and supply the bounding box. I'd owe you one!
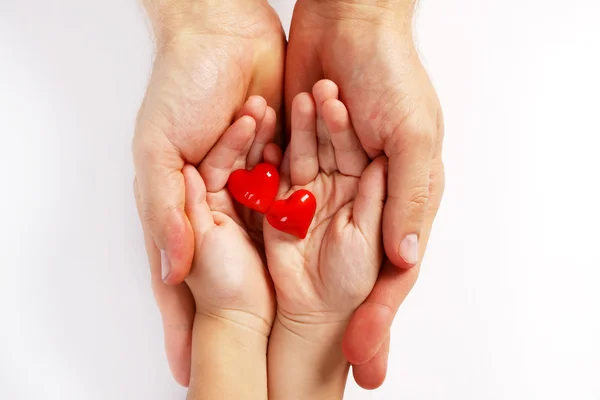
[406,186,430,215]
[378,98,437,156]
[140,201,158,226]
[394,121,436,153]
[132,130,162,166]
[137,191,182,228]
[133,105,184,165]
[428,160,446,212]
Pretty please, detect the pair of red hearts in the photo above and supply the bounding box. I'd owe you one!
[227,163,316,239]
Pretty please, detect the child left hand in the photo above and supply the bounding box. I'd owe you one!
[183,99,280,337]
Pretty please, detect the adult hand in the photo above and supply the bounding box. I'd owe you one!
[285,0,445,389]
[132,0,285,386]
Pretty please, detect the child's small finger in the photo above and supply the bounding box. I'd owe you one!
[323,99,369,177]
[183,164,214,237]
[235,95,267,122]
[278,147,292,195]
[313,79,339,174]
[290,93,318,186]
[263,142,283,168]
[352,156,387,240]
[247,106,277,168]
[199,116,256,192]
[234,129,256,172]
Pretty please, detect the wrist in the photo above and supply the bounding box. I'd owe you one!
[194,310,271,349]
[275,311,348,344]
[268,317,349,399]
[143,0,275,47]
[188,313,268,400]
[299,0,416,25]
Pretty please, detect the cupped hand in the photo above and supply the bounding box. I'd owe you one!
[264,83,386,327]
[183,103,281,338]
[286,0,445,388]
[132,0,285,386]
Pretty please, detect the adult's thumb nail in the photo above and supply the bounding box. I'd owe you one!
[161,249,172,281]
[399,234,419,266]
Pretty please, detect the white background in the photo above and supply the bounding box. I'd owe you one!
[1,0,599,399]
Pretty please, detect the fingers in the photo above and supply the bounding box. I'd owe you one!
[351,336,390,390]
[383,126,435,268]
[235,95,267,122]
[133,178,194,386]
[343,167,442,369]
[342,260,419,365]
[323,99,369,177]
[247,106,277,168]
[278,148,292,194]
[183,165,214,239]
[235,95,269,169]
[290,93,319,186]
[199,116,256,192]
[132,131,194,284]
[313,79,339,173]
[352,156,387,242]
[153,268,195,388]
[263,142,283,168]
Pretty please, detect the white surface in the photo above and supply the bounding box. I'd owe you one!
[1,0,599,399]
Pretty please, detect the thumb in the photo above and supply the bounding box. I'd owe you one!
[383,123,434,269]
[132,129,194,284]
[352,156,387,242]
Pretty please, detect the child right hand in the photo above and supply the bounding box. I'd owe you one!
[263,81,388,399]
[264,80,387,331]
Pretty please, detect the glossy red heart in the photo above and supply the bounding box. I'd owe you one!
[266,189,317,239]
[227,163,280,213]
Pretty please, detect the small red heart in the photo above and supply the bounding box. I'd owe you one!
[266,189,317,239]
[227,163,280,213]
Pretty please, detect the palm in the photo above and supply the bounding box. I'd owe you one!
[286,6,441,153]
[183,105,283,335]
[285,2,444,299]
[139,5,285,168]
[141,7,285,251]
[284,4,445,388]
[235,202,270,253]
[264,86,385,324]
[188,189,274,321]
[133,3,285,386]
[264,173,367,317]
[136,5,285,258]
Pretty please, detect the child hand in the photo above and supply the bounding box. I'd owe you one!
[264,81,387,399]
[183,98,280,337]
[264,80,387,332]
[183,98,282,399]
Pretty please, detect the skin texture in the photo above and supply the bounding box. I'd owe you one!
[133,0,285,386]
[134,0,445,391]
[285,0,445,388]
[181,106,281,399]
[183,106,278,338]
[265,83,387,399]
[266,84,385,323]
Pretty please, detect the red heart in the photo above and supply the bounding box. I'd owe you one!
[227,163,280,213]
[266,189,317,239]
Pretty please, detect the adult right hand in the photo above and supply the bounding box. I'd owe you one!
[132,0,285,386]
[284,0,445,389]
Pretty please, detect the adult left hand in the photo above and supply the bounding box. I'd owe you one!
[133,0,285,386]
[285,0,445,389]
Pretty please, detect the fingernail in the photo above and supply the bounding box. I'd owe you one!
[160,250,171,281]
[399,234,419,265]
